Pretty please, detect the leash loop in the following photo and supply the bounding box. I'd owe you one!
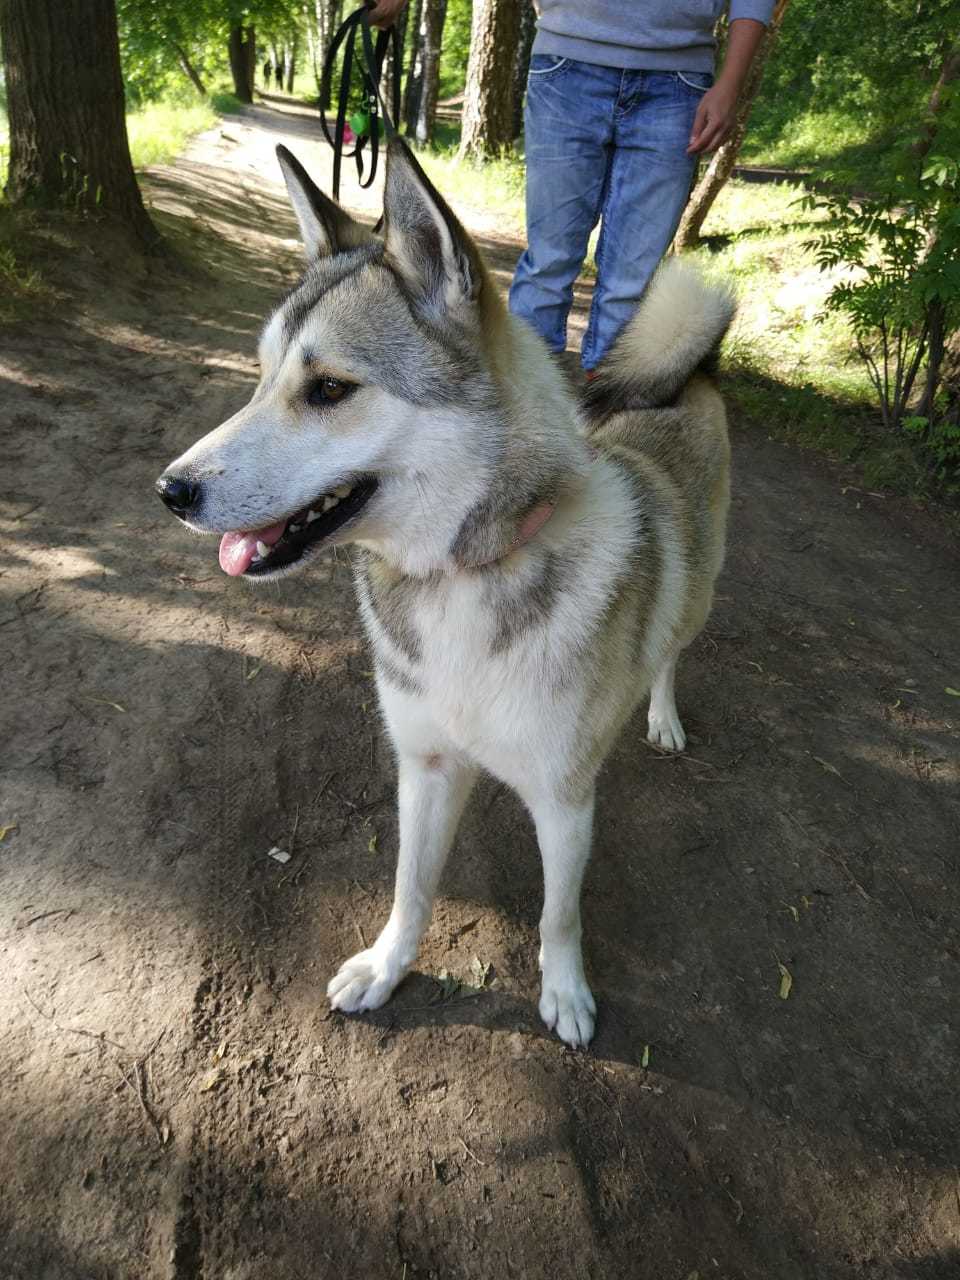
[319,3,401,203]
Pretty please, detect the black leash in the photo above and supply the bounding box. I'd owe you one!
[319,3,402,204]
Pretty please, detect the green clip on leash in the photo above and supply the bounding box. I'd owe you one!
[319,2,402,205]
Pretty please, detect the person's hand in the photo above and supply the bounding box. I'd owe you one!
[367,0,407,29]
[687,80,739,154]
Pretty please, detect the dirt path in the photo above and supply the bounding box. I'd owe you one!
[2,102,958,1280]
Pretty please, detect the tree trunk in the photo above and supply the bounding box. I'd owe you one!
[673,0,790,251]
[0,0,157,245]
[403,0,425,133]
[228,25,255,103]
[911,40,960,421]
[459,0,521,160]
[414,0,447,145]
[286,33,298,94]
[174,42,207,97]
[910,43,960,164]
[316,0,341,107]
[511,0,536,140]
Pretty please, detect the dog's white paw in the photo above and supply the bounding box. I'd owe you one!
[327,947,407,1013]
[647,706,686,752]
[539,973,596,1048]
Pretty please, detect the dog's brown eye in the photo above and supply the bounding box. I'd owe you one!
[307,375,354,407]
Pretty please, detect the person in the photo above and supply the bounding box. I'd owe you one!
[510,2,775,374]
[275,60,285,90]
[263,59,272,89]
[353,1,773,375]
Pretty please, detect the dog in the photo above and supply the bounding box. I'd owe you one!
[155,138,734,1047]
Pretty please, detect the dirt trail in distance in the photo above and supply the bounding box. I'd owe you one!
[1,100,958,1280]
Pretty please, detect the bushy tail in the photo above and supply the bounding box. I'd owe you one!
[583,259,735,419]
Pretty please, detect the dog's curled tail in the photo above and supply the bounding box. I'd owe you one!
[583,258,736,419]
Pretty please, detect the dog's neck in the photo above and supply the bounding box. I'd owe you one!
[358,285,590,579]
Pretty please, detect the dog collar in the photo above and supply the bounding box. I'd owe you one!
[472,498,556,569]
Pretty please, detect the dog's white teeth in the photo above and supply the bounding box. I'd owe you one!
[323,496,338,512]
[289,522,301,534]
[307,509,320,523]
[256,540,270,558]
[333,484,351,499]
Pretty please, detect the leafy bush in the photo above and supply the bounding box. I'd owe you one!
[802,70,960,488]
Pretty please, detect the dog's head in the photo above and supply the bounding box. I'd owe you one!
[155,139,512,580]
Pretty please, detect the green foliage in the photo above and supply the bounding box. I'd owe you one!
[903,415,960,492]
[747,0,955,184]
[117,0,220,104]
[210,89,246,114]
[800,73,960,487]
[438,0,473,99]
[127,97,217,167]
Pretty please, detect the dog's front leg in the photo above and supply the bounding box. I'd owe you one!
[531,791,597,1048]
[327,752,477,1013]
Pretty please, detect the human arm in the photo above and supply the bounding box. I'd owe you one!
[367,0,408,29]
[687,17,767,154]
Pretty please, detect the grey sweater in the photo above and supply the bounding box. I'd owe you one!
[532,1,776,72]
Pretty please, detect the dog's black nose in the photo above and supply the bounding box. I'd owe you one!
[156,474,200,516]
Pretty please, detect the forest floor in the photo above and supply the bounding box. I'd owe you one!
[1,98,959,1280]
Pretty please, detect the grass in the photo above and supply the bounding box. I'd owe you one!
[740,104,903,185]
[126,97,218,169]
[416,123,527,235]
[0,90,221,189]
[0,225,54,323]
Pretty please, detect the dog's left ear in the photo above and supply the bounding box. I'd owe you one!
[382,137,482,315]
[276,144,372,259]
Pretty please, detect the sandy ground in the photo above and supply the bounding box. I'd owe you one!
[2,99,959,1280]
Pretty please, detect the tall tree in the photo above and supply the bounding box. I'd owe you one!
[459,0,521,159]
[402,0,426,133]
[228,23,257,101]
[674,0,790,251]
[414,0,447,144]
[511,0,535,140]
[286,31,298,92]
[0,0,157,245]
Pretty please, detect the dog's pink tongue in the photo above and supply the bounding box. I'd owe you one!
[218,521,286,576]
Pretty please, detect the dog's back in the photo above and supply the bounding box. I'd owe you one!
[583,260,734,653]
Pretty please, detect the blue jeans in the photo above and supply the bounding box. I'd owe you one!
[509,56,711,370]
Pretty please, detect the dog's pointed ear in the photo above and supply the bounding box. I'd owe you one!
[382,136,482,314]
[276,144,371,259]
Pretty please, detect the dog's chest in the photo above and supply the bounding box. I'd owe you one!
[358,561,576,749]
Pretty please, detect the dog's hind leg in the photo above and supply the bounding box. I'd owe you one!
[530,791,597,1048]
[647,653,686,752]
[327,752,477,1013]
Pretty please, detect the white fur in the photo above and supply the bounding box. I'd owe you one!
[159,148,731,1048]
[606,257,736,393]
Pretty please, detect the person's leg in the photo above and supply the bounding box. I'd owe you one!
[581,70,708,370]
[509,57,618,355]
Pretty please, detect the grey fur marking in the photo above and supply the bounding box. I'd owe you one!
[490,550,566,655]
[281,244,383,339]
[376,654,424,696]
[362,560,424,664]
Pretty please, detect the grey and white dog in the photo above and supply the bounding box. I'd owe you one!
[156,139,734,1046]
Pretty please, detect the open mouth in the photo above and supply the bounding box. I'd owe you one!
[218,478,378,577]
